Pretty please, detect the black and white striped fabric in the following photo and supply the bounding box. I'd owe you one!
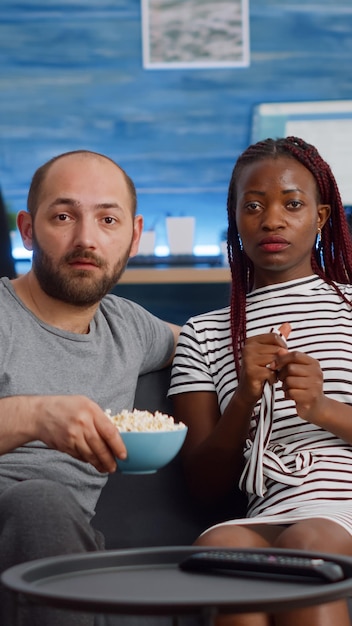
[239,326,313,498]
[169,275,352,534]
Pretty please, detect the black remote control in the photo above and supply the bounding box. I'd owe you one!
[179,550,345,583]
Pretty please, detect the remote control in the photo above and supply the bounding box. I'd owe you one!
[179,550,345,583]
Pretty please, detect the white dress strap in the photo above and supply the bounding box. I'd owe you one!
[239,327,314,497]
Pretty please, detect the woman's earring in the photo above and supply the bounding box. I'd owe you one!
[316,227,324,267]
[316,227,322,251]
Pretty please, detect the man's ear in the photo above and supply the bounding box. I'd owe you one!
[17,211,33,251]
[129,214,143,258]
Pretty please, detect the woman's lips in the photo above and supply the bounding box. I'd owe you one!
[259,238,289,253]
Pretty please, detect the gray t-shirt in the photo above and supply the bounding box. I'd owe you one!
[0,277,174,520]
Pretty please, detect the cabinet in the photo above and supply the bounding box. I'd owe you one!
[112,268,231,325]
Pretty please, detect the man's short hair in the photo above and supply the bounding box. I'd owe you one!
[27,150,137,218]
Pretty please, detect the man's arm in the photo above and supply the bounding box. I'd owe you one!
[0,394,127,473]
[164,322,181,365]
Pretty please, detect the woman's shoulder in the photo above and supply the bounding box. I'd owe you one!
[186,306,231,327]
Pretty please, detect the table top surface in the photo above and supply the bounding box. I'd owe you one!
[3,546,352,616]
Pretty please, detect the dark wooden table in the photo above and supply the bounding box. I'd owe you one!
[3,546,352,625]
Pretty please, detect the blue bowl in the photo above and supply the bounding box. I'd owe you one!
[117,427,187,474]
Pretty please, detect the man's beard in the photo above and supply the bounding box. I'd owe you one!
[31,232,132,306]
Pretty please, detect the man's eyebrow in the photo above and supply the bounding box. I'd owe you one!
[48,198,124,211]
[95,202,124,211]
[48,197,80,209]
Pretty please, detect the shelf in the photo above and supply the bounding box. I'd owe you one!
[119,267,231,284]
[127,254,224,268]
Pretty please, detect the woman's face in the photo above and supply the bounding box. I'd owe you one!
[235,156,330,289]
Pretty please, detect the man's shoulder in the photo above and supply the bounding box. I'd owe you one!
[0,277,22,313]
[98,293,165,333]
[100,293,151,317]
[0,276,12,296]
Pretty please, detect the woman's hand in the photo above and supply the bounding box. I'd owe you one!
[265,335,352,443]
[236,323,291,406]
[272,350,325,423]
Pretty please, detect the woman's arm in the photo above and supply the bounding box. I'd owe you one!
[275,349,352,443]
[173,329,288,504]
[173,389,255,504]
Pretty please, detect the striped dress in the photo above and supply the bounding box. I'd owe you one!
[169,275,352,535]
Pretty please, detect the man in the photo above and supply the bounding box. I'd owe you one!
[0,150,179,625]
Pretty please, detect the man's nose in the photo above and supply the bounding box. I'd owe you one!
[72,217,97,248]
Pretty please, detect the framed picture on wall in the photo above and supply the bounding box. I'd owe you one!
[141,0,250,69]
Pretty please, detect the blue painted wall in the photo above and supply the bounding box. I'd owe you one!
[2,1,352,253]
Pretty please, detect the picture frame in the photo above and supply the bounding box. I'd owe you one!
[141,0,250,69]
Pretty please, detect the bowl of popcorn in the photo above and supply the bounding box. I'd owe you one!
[105,408,187,474]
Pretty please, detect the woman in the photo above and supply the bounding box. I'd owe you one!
[169,136,352,626]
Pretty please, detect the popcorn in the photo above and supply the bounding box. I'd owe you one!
[105,408,186,432]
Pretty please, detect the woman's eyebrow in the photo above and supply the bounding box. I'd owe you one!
[243,189,266,196]
[282,187,305,195]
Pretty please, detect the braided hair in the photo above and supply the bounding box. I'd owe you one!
[227,136,352,376]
